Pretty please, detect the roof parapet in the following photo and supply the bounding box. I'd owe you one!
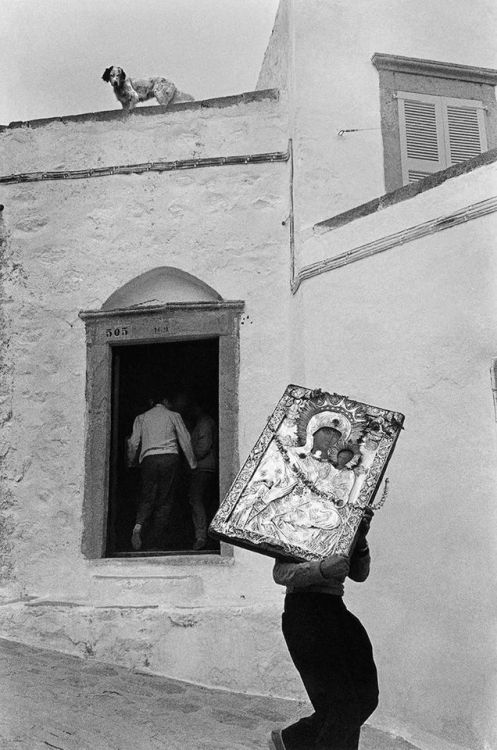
[1,88,280,132]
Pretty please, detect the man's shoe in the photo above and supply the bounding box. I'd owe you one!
[268,729,286,750]
[192,539,206,551]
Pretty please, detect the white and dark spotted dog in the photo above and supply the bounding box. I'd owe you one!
[102,66,194,111]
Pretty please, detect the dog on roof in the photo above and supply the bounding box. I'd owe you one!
[102,66,194,112]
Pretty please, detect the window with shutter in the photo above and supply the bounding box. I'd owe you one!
[398,91,487,185]
[443,97,488,164]
[372,54,497,192]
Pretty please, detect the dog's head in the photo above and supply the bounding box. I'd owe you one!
[102,66,126,88]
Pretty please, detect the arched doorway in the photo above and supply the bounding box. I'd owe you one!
[79,268,243,559]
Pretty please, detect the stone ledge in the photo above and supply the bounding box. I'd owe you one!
[88,555,236,569]
[79,300,245,320]
[372,53,497,85]
[1,88,280,131]
[313,147,497,235]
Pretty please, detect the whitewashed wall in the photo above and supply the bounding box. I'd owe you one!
[258,0,497,226]
[0,96,307,697]
[295,161,497,750]
[1,4,496,749]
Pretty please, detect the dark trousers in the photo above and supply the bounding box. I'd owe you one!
[136,454,179,547]
[188,470,214,542]
[281,593,378,750]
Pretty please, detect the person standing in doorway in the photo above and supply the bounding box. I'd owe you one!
[189,400,217,550]
[127,393,197,551]
[269,508,378,750]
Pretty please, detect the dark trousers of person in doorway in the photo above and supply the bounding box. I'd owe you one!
[136,454,179,548]
[188,469,214,546]
[281,592,379,750]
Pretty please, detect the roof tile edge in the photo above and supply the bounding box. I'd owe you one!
[1,88,280,132]
[313,147,497,235]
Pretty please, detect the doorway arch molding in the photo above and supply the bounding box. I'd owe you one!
[101,266,223,310]
[78,296,244,560]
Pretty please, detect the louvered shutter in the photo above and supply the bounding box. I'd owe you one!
[398,92,487,185]
[442,96,488,165]
[398,92,446,184]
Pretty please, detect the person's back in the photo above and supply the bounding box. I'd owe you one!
[138,404,185,461]
[128,396,196,551]
[129,401,197,466]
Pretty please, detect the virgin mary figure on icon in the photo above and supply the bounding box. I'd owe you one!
[230,411,355,555]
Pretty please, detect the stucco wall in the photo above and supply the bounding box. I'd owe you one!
[256,0,291,94]
[0,92,284,173]
[295,164,497,750]
[284,0,497,226]
[1,9,496,747]
[0,97,309,697]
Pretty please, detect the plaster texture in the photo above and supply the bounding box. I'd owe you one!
[296,168,497,749]
[300,158,497,270]
[0,4,496,750]
[256,0,291,95]
[0,92,285,175]
[258,0,497,225]
[0,95,299,703]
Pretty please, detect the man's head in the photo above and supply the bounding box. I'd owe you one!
[171,392,190,415]
[150,391,171,408]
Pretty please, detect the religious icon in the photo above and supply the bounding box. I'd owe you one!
[209,385,405,561]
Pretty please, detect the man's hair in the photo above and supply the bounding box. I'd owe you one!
[150,390,170,406]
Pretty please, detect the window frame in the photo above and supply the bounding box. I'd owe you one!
[78,301,244,560]
[372,53,497,192]
[397,90,488,185]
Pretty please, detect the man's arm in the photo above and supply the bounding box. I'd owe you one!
[273,554,350,588]
[173,414,197,469]
[193,418,214,460]
[348,544,371,582]
[127,415,142,466]
[348,507,373,582]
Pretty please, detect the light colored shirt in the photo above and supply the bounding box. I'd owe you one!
[272,546,370,597]
[128,404,197,468]
[191,414,217,472]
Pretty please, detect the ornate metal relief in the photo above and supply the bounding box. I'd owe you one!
[209,385,405,562]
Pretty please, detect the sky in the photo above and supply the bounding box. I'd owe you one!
[0,0,280,125]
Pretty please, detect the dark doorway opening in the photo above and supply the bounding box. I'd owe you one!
[107,338,220,557]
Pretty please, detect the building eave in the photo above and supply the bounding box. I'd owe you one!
[371,53,497,85]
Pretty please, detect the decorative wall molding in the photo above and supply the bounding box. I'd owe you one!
[372,53,497,85]
[0,148,290,185]
[291,195,497,291]
[79,300,244,322]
